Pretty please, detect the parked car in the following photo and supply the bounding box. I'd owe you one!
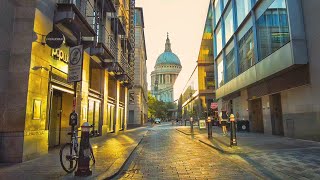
[154,118,161,124]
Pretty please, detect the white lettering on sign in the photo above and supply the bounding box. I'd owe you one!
[51,49,69,64]
[67,45,83,83]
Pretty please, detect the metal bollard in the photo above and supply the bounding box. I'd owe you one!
[190,117,194,134]
[207,117,212,138]
[229,114,237,147]
[75,122,92,177]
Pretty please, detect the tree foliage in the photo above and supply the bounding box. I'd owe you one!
[148,92,177,119]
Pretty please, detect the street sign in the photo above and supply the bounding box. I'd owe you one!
[67,45,83,83]
[210,102,218,109]
[45,30,64,49]
[199,120,206,129]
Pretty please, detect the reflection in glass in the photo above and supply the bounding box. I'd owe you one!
[236,0,251,26]
[214,0,221,25]
[217,57,224,88]
[224,7,234,43]
[226,48,236,82]
[224,0,229,9]
[256,0,290,61]
[216,26,223,55]
[238,28,255,73]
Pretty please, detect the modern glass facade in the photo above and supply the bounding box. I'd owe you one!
[213,0,290,88]
[256,0,290,61]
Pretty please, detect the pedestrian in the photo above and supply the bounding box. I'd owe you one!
[219,111,228,136]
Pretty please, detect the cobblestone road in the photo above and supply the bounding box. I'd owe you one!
[116,123,266,180]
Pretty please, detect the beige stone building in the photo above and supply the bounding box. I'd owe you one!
[128,8,148,126]
[0,0,135,163]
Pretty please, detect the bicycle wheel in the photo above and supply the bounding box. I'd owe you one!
[60,143,78,173]
[89,145,96,166]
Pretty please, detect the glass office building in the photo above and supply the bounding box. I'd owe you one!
[176,3,216,121]
[213,0,320,140]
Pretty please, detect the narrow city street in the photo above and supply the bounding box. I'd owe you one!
[116,123,320,180]
[116,123,263,179]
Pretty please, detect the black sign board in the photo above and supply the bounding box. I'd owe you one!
[69,111,78,126]
[45,30,64,49]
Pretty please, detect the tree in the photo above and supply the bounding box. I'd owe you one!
[148,92,177,120]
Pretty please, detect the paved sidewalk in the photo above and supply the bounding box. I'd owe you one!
[0,127,149,180]
[176,126,320,154]
[176,125,320,179]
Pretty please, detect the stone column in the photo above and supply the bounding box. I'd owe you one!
[0,0,37,163]
[101,70,109,135]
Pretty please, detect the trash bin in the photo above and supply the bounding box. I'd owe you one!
[237,120,250,132]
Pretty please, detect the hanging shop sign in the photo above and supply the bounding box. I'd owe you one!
[45,30,64,49]
[67,45,83,83]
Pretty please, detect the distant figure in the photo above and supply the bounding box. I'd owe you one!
[219,111,228,136]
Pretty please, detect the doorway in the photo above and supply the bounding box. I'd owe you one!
[88,99,101,136]
[249,98,264,133]
[119,107,124,130]
[129,110,134,124]
[107,104,115,132]
[49,91,62,147]
[270,93,284,136]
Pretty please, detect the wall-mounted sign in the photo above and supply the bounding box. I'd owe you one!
[32,99,42,120]
[67,45,83,83]
[51,49,69,64]
[45,30,64,49]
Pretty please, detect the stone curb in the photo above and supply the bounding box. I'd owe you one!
[98,130,149,180]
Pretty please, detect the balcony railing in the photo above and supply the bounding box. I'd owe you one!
[97,0,116,12]
[97,25,117,58]
[55,0,97,38]
[119,51,128,73]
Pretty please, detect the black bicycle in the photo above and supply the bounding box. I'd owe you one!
[59,127,95,173]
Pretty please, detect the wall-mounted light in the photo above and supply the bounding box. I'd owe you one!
[32,66,49,71]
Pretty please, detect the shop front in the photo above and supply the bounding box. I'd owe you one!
[47,46,75,147]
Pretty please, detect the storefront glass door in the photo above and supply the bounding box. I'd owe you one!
[88,99,101,136]
[49,91,62,147]
[107,104,115,132]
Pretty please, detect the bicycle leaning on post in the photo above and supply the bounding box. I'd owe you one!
[59,111,95,173]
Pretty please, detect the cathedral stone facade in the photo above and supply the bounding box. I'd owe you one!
[151,34,182,102]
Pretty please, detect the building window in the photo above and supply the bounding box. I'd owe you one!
[256,0,290,61]
[217,56,224,88]
[226,48,236,82]
[224,5,234,43]
[205,71,215,90]
[216,25,223,55]
[214,0,221,25]
[238,28,255,73]
[236,0,251,26]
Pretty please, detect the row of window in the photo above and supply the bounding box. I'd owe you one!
[216,0,290,88]
[214,0,257,56]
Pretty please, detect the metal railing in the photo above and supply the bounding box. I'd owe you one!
[119,51,128,73]
[98,25,117,58]
[57,0,97,31]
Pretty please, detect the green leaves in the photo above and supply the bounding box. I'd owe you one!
[148,92,176,119]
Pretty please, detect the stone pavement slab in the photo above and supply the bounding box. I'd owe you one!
[116,123,282,180]
[176,125,320,179]
[0,127,149,180]
[176,126,320,154]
